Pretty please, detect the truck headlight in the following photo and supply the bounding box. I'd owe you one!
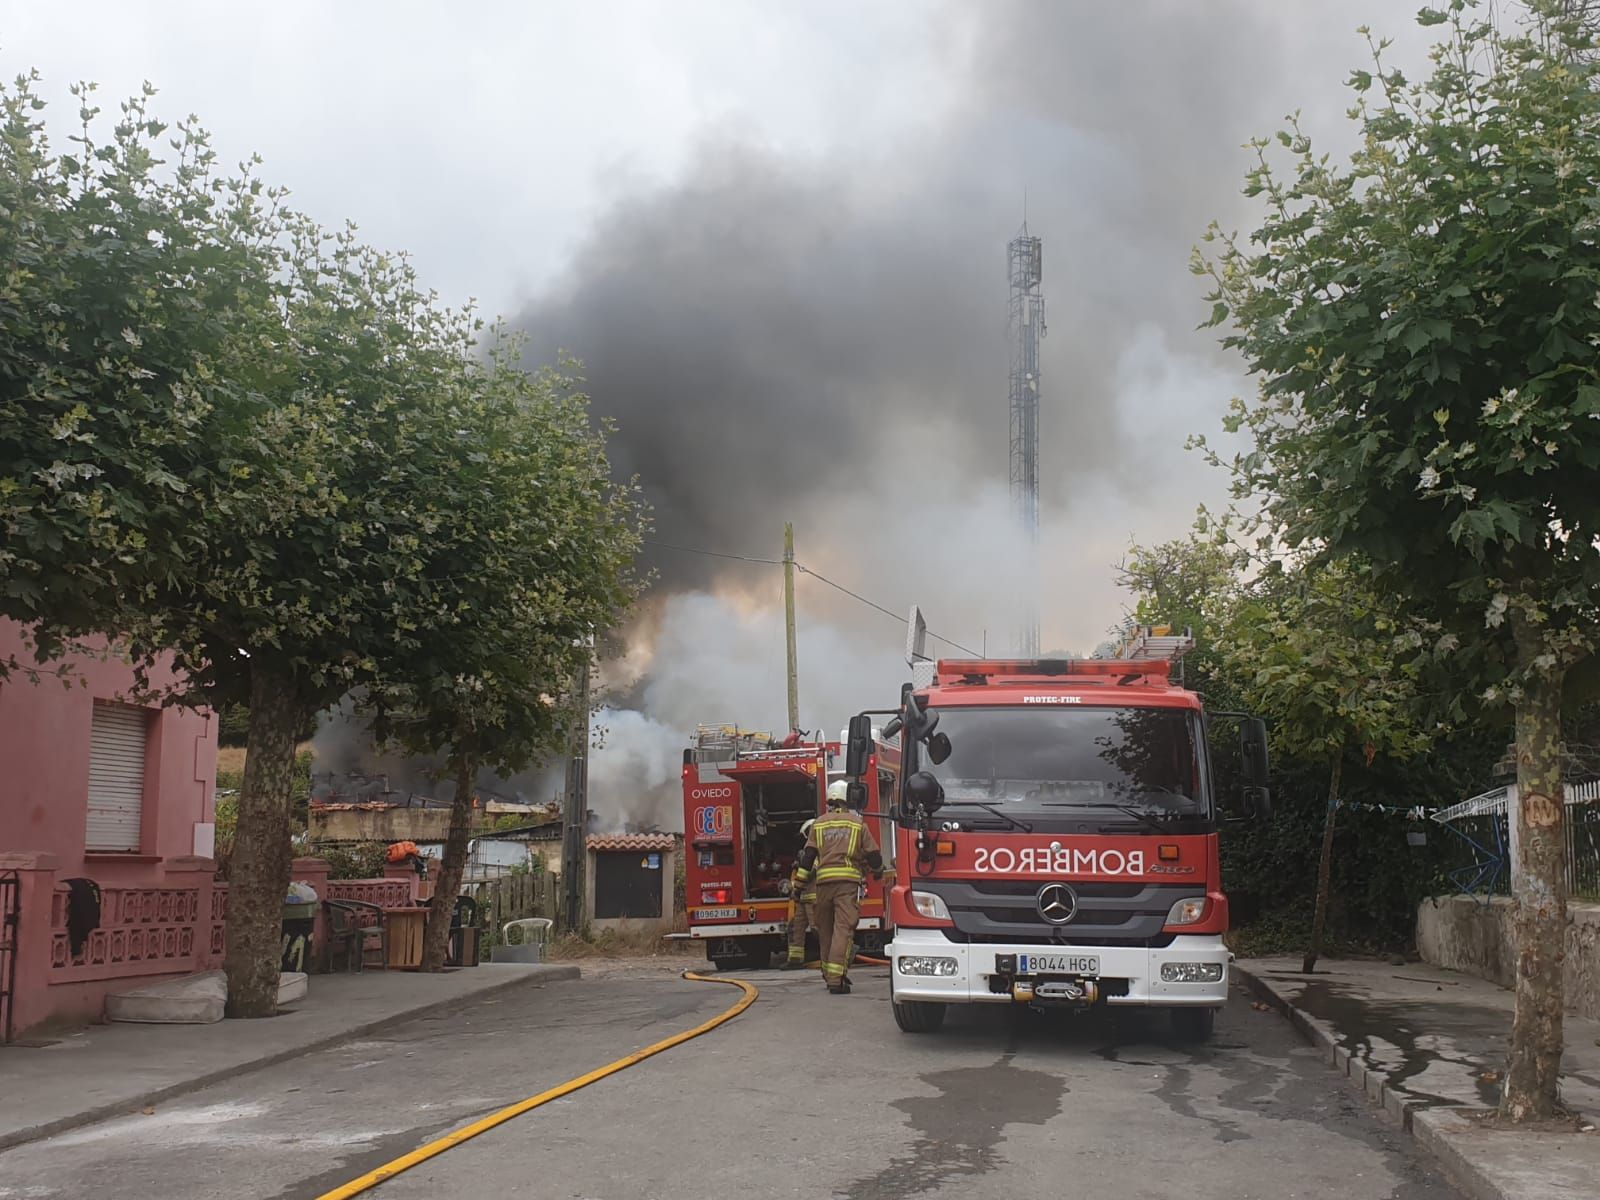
[1161,962,1224,983]
[1165,896,1208,926]
[898,956,958,977]
[910,890,952,920]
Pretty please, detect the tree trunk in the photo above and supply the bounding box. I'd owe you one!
[224,664,304,1017]
[1500,623,1569,1121]
[421,748,476,972]
[1302,750,1343,975]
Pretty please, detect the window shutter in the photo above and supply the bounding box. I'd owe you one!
[87,702,148,852]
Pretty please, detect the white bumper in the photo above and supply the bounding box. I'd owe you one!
[888,927,1229,1007]
[681,916,883,940]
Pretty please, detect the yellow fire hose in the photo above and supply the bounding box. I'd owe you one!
[314,971,758,1200]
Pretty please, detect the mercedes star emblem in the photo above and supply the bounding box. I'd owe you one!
[1036,882,1078,925]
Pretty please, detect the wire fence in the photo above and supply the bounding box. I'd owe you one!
[1433,783,1600,901]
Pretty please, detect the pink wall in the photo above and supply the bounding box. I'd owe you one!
[0,620,216,872]
[0,621,218,1038]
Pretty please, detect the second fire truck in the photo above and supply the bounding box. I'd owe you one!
[679,725,898,971]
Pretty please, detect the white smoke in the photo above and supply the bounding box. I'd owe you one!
[587,480,1058,834]
[586,707,687,832]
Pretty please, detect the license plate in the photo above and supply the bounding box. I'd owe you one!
[693,908,738,920]
[1016,954,1099,976]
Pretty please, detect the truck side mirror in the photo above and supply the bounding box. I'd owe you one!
[1241,717,1271,820]
[926,731,952,766]
[905,771,945,817]
[845,713,873,778]
[1241,717,1269,787]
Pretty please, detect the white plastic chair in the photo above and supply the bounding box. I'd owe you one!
[503,917,553,948]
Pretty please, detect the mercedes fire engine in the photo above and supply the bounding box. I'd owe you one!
[842,623,1270,1041]
[679,725,897,971]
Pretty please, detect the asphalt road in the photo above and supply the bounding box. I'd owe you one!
[0,960,1466,1200]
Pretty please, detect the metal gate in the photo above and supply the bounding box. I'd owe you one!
[0,869,18,1043]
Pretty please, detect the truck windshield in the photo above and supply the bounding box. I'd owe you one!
[926,705,1207,819]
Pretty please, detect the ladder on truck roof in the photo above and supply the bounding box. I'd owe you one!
[1110,624,1195,663]
[690,724,776,763]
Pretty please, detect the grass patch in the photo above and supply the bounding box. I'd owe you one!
[216,745,248,784]
[547,926,697,960]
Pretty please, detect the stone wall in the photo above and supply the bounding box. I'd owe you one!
[308,806,454,843]
[1417,894,1600,1020]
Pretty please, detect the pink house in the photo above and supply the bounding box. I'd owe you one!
[0,619,218,1040]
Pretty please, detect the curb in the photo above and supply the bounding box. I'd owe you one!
[1233,964,1504,1200]
[1411,1109,1515,1200]
[1234,964,1426,1129]
[0,964,581,1154]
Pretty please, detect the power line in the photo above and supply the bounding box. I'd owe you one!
[796,565,982,657]
[642,539,783,565]
[642,538,982,658]
[793,564,900,622]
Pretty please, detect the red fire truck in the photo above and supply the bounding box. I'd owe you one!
[679,725,897,971]
[842,625,1270,1041]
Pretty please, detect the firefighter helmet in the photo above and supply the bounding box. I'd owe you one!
[826,779,850,807]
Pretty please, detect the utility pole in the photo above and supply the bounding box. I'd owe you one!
[560,653,591,932]
[783,523,799,734]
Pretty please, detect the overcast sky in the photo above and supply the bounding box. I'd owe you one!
[5,3,1451,767]
[5,1,955,314]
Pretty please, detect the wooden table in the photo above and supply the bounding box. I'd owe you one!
[385,906,430,969]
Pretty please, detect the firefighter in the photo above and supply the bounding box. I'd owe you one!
[781,818,817,970]
[794,779,882,994]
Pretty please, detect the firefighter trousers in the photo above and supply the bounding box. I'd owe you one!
[813,880,860,987]
[786,897,815,962]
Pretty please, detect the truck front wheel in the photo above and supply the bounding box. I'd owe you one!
[889,965,948,1032]
[1170,1006,1217,1043]
[893,997,947,1033]
[891,971,947,1033]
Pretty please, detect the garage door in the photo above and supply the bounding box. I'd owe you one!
[593,852,663,919]
[87,702,149,853]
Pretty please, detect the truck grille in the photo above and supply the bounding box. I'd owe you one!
[914,878,1195,946]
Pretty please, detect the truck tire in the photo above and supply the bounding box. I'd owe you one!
[893,997,947,1033]
[1171,1006,1217,1043]
[890,972,946,1033]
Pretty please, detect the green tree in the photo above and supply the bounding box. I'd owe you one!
[0,75,272,658]
[0,76,560,1015]
[1120,534,1492,951]
[1117,532,1246,697]
[365,342,645,971]
[1223,561,1433,974]
[144,225,494,1015]
[1197,1,1600,1117]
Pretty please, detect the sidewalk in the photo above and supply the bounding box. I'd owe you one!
[0,962,578,1152]
[1236,956,1600,1200]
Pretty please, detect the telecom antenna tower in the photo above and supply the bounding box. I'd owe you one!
[1008,225,1044,656]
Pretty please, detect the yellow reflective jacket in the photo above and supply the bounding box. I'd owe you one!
[796,809,881,886]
